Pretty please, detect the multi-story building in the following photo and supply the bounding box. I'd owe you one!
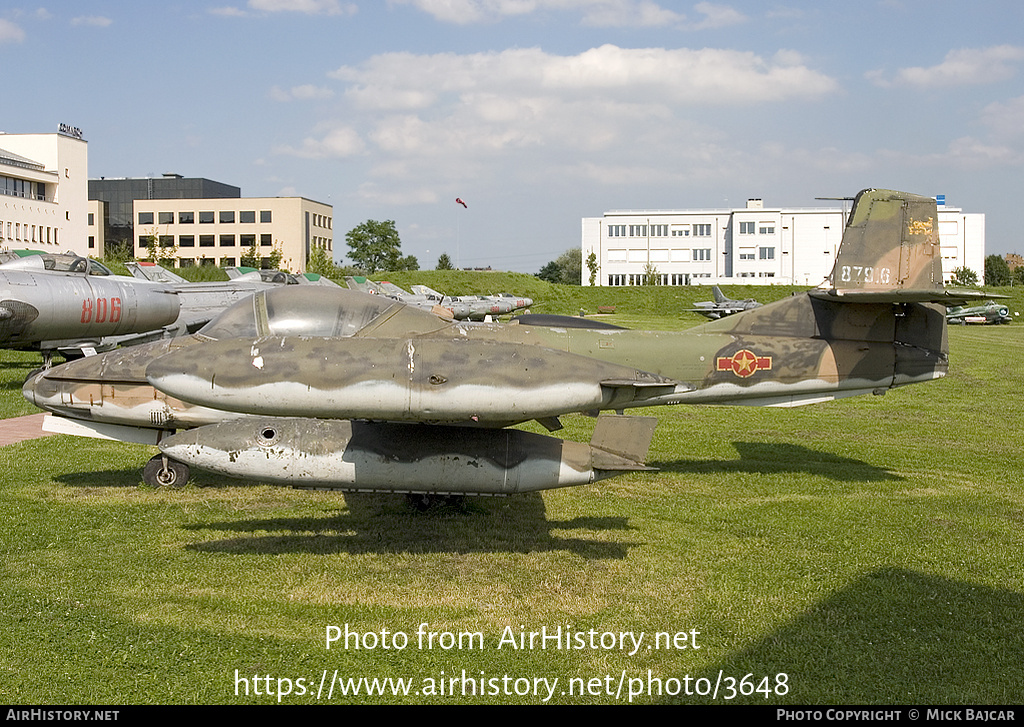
[582,196,984,287]
[88,175,241,258]
[0,128,89,254]
[89,175,332,272]
[130,195,333,271]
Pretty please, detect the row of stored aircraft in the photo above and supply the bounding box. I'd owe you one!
[14,189,995,507]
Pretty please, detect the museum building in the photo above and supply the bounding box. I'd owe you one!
[581,196,985,287]
[0,128,89,254]
[89,175,333,272]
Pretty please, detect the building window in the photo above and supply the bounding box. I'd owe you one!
[179,258,194,267]
[159,212,174,225]
[138,236,149,249]
[221,257,235,267]
[199,211,214,224]
[607,225,626,237]
[671,228,689,237]
[693,224,711,237]
[739,221,755,234]
[199,235,215,247]
[219,211,235,224]
[220,234,236,247]
[651,224,668,237]
[693,248,712,261]
[759,224,775,235]
[739,250,755,260]
[159,235,174,247]
[629,225,647,237]
[88,213,94,226]
[260,210,272,223]
[179,211,194,224]
[759,247,775,260]
[260,234,272,246]
[240,234,255,247]
[138,212,154,225]
[240,210,256,224]
[88,236,95,249]
[179,235,195,247]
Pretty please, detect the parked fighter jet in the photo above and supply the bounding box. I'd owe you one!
[689,286,762,320]
[25,190,986,504]
[345,276,511,320]
[1,254,180,360]
[224,267,341,287]
[945,301,1013,325]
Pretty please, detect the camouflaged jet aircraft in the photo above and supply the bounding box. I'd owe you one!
[689,286,763,320]
[24,189,986,504]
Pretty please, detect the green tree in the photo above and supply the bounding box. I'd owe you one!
[345,220,406,274]
[536,260,562,283]
[241,241,285,271]
[1014,265,1024,286]
[586,251,598,286]
[643,262,661,286]
[436,253,454,270]
[984,254,1011,286]
[951,267,979,286]
[536,248,582,285]
[305,245,336,276]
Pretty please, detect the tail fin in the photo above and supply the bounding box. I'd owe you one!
[827,189,943,295]
[712,285,727,304]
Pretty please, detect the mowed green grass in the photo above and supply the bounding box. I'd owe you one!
[1,323,1022,704]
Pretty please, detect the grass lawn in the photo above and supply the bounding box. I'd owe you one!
[1,318,1022,704]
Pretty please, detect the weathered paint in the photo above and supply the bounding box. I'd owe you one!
[24,190,958,494]
[158,417,650,494]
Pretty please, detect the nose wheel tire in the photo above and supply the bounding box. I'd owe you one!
[143,455,190,488]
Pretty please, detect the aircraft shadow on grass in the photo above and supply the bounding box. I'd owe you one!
[181,492,637,558]
[669,568,1022,704]
[652,442,902,483]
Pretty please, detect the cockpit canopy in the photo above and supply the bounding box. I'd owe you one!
[197,285,450,340]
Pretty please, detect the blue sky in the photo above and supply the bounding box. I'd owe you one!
[3,1,1023,272]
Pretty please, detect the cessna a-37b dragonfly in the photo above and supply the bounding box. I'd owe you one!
[24,190,983,505]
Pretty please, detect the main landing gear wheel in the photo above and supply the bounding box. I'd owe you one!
[143,454,190,488]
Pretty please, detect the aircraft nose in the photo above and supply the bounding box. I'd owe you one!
[22,365,60,409]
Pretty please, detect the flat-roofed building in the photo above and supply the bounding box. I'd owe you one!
[0,129,88,254]
[131,196,332,272]
[582,196,984,287]
[89,175,332,272]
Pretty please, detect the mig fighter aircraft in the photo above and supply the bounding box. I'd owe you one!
[24,189,986,505]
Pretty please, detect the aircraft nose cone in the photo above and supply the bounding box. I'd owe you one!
[22,366,51,407]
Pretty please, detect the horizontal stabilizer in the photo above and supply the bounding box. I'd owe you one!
[810,288,1000,306]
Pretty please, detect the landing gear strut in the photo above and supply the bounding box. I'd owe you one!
[143,454,190,488]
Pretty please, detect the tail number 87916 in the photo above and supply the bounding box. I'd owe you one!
[840,266,891,284]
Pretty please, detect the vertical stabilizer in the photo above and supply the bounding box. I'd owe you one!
[830,189,943,293]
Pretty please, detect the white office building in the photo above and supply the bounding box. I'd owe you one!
[0,128,89,254]
[582,196,984,287]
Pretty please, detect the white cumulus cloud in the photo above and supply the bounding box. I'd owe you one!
[869,45,1024,88]
[0,19,26,43]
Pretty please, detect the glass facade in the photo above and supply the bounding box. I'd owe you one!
[88,176,240,255]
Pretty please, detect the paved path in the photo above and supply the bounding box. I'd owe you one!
[0,413,55,447]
